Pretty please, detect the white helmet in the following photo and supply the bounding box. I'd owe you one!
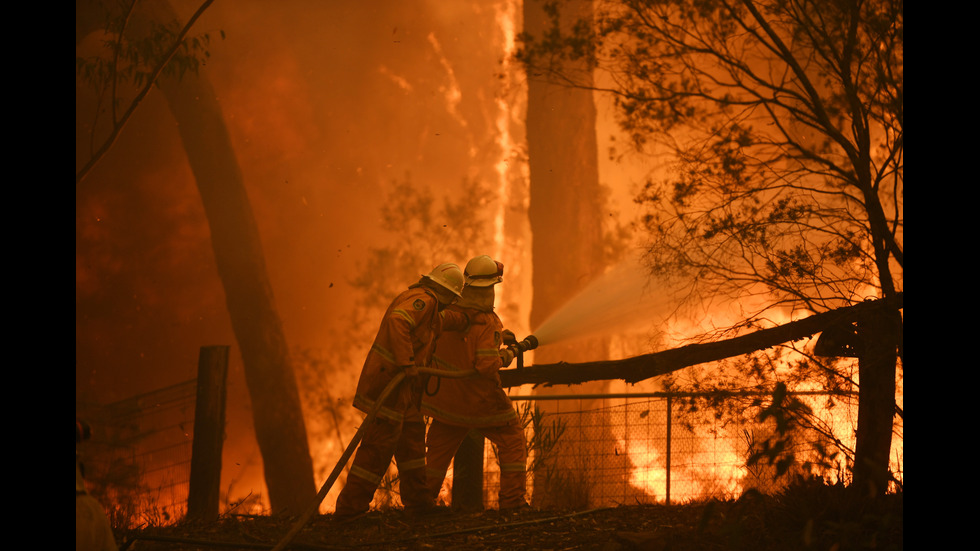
[464,255,503,287]
[424,263,465,298]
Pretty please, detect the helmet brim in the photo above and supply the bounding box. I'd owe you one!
[424,275,464,297]
[465,277,501,287]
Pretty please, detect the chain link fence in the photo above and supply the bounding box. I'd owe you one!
[78,384,885,524]
[471,390,868,509]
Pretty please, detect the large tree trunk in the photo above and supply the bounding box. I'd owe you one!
[851,112,903,500]
[525,7,606,334]
[156,74,315,517]
[76,0,316,515]
[524,0,625,509]
[852,303,902,498]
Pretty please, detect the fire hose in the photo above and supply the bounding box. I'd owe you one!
[271,365,479,551]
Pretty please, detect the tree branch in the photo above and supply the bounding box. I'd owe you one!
[76,0,215,186]
[500,293,902,388]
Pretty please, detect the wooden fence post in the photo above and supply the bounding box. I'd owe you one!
[451,430,485,511]
[186,345,229,521]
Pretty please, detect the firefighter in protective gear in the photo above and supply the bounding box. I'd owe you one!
[422,255,530,511]
[334,263,469,519]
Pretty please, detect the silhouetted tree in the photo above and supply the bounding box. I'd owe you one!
[523,0,639,509]
[76,0,316,515]
[518,0,902,497]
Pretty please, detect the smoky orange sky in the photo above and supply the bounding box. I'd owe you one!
[76,0,644,510]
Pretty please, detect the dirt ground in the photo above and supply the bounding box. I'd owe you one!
[119,483,902,551]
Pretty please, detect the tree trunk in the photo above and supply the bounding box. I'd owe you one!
[525,2,606,338]
[852,303,902,498]
[76,0,316,515]
[524,0,624,509]
[155,50,315,518]
[852,111,902,499]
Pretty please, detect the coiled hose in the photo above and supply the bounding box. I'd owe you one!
[272,366,477,551]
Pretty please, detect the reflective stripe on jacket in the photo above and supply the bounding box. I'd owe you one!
[421,305,519,427]
[352,285,467,422]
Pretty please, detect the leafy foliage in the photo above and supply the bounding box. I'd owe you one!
[517,401,568,480]
[517,0,902,489]
[76,20,217,91]
[76,0,222,183]
[518,0,903,314]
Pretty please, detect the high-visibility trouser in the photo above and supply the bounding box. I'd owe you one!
[425,418,527,508]
[334,414,429,515]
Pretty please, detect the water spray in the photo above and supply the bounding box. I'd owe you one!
[526,255,682,348]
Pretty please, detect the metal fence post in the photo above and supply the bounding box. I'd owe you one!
[186,345,229,521]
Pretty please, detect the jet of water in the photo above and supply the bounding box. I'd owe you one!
[531,254,679,347]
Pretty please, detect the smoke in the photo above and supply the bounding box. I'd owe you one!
[77,0,531,512]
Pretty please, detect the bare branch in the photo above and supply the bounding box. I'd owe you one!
[76,0,216,186]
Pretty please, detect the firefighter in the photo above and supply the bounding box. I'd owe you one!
[334,262,470,520]
[421,255,531,512]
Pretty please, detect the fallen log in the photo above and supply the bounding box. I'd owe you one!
[499,293,902,388]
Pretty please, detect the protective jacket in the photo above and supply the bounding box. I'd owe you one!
[421,299,519,427]
[352,283,468,423]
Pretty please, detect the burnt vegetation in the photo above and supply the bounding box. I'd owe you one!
[120,477,902,550]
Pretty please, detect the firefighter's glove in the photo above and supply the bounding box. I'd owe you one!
[501,329,518,346]
[500,347,516,368]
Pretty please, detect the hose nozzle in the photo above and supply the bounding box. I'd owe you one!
[507,334,538,371]
[513,334,539,353]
